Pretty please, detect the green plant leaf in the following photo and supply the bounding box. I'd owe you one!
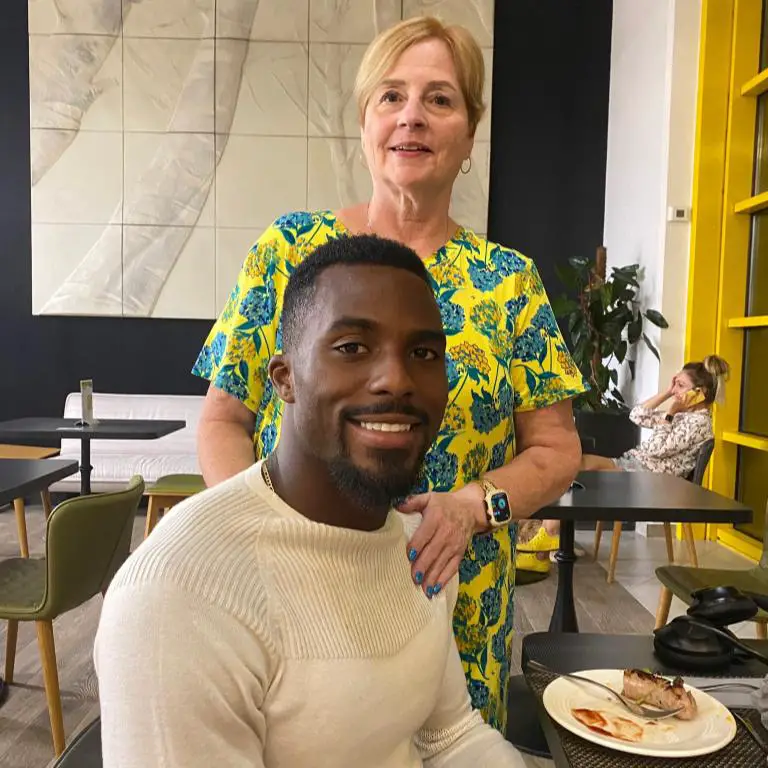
[616,339,628,363]
[643,333,661,361]
[555,264,580,290]
[551,296,579,317]
[628,359,636,380]
[569,313,584,334]
[611,265,640,286]
[628,316,643,344]
[599,284,611,310]
[644,309,669,329]
[609,368,618,384]
[568,256,590,270]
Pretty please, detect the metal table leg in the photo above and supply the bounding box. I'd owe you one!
[80,438,92,495]
[549,519,579,633]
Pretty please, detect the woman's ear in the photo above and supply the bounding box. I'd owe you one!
[268,355,295,404]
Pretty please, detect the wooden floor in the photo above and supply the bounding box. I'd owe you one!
[0,504,655,767]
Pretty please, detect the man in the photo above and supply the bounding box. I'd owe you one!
[95,235,525,767]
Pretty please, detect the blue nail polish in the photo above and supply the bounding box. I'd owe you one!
[415,571,424,584]
[433,583,442,595]
[408,548,418,562]
[426,586,434,598]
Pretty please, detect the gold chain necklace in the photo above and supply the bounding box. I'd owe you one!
[261,461,275,494]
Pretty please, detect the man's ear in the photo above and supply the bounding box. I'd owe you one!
[268,354,295,404]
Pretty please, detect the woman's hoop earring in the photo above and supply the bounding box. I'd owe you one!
[460,157,472,175]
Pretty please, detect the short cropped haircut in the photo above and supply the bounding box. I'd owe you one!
[281,234,434,352]
[355,16,486,135]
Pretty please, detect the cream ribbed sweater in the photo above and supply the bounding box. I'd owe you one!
[95,464,525,768]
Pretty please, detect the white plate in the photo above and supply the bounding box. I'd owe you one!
[542,669,737,758]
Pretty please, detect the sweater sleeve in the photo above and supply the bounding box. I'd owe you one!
[416,581,526,767]
[95,582,274,768]
[640,415,709,460]
[629,405,667,428]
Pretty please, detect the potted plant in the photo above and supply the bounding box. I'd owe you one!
[551,246,669,458]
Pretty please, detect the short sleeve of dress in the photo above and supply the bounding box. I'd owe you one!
[191,221,287,415]
[507,260,588,412]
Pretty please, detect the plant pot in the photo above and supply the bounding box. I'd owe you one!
[574,409,641,532]
[574,410,640,459]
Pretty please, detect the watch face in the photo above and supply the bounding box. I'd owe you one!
[489,491,511,524]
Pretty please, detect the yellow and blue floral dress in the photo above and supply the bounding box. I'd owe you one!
[192,210,586,732]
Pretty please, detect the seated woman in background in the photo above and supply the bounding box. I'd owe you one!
[516,355,729,574]
[582,354,729,476]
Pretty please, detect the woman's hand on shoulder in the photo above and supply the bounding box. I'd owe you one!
[398,484,487,597]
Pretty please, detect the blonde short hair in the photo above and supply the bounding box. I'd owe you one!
[354,16,486,135]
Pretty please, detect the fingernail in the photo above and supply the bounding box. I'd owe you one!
[433,583,442,595]
[426,586,434,598]
[415,571,424,585]
[408,548,418,562]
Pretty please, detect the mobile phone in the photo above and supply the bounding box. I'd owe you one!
[682,388,706,407]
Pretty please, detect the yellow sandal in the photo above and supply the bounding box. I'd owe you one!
[516,525,560,573]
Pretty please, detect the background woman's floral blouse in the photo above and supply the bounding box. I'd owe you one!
[624,406,713,477]
[192,210,587,730]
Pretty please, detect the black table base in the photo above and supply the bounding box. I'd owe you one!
[549,520,578,632]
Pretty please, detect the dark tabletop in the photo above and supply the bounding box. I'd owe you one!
[534,471,752,523]
[518,632,768,768]
[521,631,768,676]
[0,459,79,506]
[0,417,186,441]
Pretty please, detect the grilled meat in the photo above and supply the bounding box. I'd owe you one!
[622,669,698,720]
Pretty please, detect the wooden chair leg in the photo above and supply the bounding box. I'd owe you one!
[5,620,18,684]
[655,587,673,630]
[607,522,622,584]
[757,620,767,640]
[36,620,65,757]
[144,495,162,539]
[682,523,699,567]
[593,521,604,560]
[13,498,29,558]
[663,522,674,564]
[41,489,53,520]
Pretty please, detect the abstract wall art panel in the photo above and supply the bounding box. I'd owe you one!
[29,0,494,318]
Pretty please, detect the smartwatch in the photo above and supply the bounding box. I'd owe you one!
[480,478,512,527]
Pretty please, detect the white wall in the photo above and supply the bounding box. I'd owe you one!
[603,0,701,404]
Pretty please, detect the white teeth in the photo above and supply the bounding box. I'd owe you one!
[359,422,412,433]
[394,145,426,151]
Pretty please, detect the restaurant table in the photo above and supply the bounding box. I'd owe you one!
[533,471,752,633]
[0,418,186,495]
[507,632,768,766]
[0,458,79,708]
[0,458,79,508]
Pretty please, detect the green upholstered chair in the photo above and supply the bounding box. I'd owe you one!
[144,473,206,538]
[1,477,144,757]
[654,498,768,640]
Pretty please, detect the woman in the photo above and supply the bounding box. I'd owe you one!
[192,17,586,731]
[583,355,729,475]
[517,355,729,573]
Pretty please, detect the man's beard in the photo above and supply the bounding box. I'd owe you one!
[328,449,423,512]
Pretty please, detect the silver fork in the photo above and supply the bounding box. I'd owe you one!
[698,682,759,693]
[527,660,683,720]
